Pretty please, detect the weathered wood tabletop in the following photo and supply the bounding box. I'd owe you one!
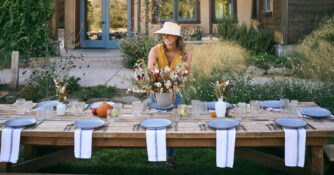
[0,102,333,175]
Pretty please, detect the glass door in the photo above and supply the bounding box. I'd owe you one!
[80,0,130,48]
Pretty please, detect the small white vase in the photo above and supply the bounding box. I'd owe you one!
[56,102,66,116]
[155,92,173,107]
[215,98,226,117]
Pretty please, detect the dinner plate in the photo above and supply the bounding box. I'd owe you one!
[301,107,332,118]
[74,118,105,130]
[89,102,115,109]
[140,118,172,129]
[36,100,59,108]
[275,118,307,129]
[207,101,232,110]
[4,117,36,128]
[261,100,283,109]
[208,119,240,130]
[148,103,174,110]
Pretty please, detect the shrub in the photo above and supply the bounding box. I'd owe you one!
[0,0,56,68]
[183,67,334,113]
[190,41,250,75]
[290,13,334,81]
[215,18,275,54]
[119,34,159,68]
[251,53,290,70]
[64,76,81,94]
[79,85,115,101]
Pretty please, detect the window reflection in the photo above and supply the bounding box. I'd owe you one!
[109,0,127,40]
[215,0,232,20]
[178,0,196,19]
[156,0,174,20]
[85,0,102,40]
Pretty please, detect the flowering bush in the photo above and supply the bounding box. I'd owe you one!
[213,79,234,99]
[128,59,189,94]
[54,80,68,102]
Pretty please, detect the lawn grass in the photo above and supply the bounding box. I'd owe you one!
[36,148,290,175]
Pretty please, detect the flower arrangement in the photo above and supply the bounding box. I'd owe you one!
[128,59,189,95]
[54,79,68,102]
[213,79,234,99]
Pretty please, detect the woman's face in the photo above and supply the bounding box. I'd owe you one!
[162,34,179,46]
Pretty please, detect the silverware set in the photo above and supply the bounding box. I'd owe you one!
[239,124,247,131]
[174,121,178,131]
[265,121,276,131]
[133,123,140,131]
[198,122,206,131]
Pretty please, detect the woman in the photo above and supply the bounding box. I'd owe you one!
[147,22,192,167]
[148,22,192,106]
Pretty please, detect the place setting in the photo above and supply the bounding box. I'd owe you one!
[0,117,37,163]
[298,106,333,122]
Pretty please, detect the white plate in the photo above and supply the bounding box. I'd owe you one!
[74,118,105,130]
[140,118,172,129]
[89,102,114,109]
[4,117,36,128]
[208,119,240,130]
[275,118,307,129]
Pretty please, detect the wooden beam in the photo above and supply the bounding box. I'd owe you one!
[50,0,59,39]
[281,0,289,44]
[10,51,19,89]
[308,145,324,175]
[235,148,307,175]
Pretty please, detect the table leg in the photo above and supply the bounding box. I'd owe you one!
[308,145,324,175]
[24,145,38,160]
[0,162,11,172]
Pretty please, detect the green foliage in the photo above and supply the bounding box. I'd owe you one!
[183,68,334,113]
[215,18,275,54]
[64,76,81,94]
[250,53,290,70]
[0,0,55,67]
[119,34,159,68]
[79,85,116,101]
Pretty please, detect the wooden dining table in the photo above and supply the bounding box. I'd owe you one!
[0,102,333,175]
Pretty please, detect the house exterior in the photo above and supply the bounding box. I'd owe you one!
[51,0,334,49]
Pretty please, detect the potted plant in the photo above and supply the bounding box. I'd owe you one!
[54,79,68,115]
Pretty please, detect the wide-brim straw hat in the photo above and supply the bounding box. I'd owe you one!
[154,22,181,36]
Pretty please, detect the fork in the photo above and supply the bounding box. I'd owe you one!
[198,123,203,131]
[32,120,44,129]
[202,123,207,131]
[269,121,277,131]
[265,121,272,131]
[103,122,110,131]
[64,123,74,131]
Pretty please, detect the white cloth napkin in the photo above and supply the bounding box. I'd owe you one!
[150,109,167,113]
[266,107,282,112]
[146,128,166,162]
[216,128,236,168]
[74,128,93,159]
[283,127,306,167]
[0,127,23,163]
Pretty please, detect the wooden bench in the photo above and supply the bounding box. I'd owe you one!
[323,145,334,175]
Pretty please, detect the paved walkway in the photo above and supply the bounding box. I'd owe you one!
[0,49,133,89]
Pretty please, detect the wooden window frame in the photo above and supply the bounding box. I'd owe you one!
[265,0,273,15]
[151,0,200,24]
[211,0,237,24]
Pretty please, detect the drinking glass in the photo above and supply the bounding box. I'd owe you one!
[237,102,247,119]
[69,101,79,115]
[288,100,299,116]
[250,100,260,117]
[25,100,33,113]
[107,109,115,123]
[16,99,26,115]
[112,103,123,120]
[36,107,45,122]
[280,98,289,109]
[44,103,54,119]
[200,101,208,115]
[191,100,200,117]
[178,104,187,120]
[132,101,142,116]
[78,102,86,114]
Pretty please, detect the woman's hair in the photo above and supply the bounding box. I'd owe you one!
[162,36,186,61]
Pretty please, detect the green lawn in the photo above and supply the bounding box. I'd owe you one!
[35,148,293,175]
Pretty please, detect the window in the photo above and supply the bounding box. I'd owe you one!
[265,0,273,13]
[154,0,198,22]
[213,0,234,22]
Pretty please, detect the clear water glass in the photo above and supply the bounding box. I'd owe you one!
[280,98,289,109]
[36,107,45,122]
[237,102,247,119]
[191,100,200,117]
[288,100,299,116]
[132,101,142,116]
[25,100,33,113]
[69,101,79,115]
[250,100,260,117]
[178,104,188,120]
[44,103,54,119]
[16,99,26,115]
[78,102,86,114]
[200,101,208,115]
[107,109,115,123]
[112,103,123,120]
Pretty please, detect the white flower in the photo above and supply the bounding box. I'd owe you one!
[164,66,171,72]
[165,80,171,88]
[155,82,162,87]
[155,69,159,74]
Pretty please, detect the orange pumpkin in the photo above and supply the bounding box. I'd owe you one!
[96,103,113,117]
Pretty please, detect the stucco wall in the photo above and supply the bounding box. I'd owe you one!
[237,0,252,28]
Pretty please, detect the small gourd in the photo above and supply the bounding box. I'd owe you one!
[96,102,113,117]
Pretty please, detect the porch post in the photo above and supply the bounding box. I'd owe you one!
[50,0,59,40]
[281,0,289,44]
[127,0,132,36]
[64,0,78,48]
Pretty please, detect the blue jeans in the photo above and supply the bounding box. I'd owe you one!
[150,92,183,106]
